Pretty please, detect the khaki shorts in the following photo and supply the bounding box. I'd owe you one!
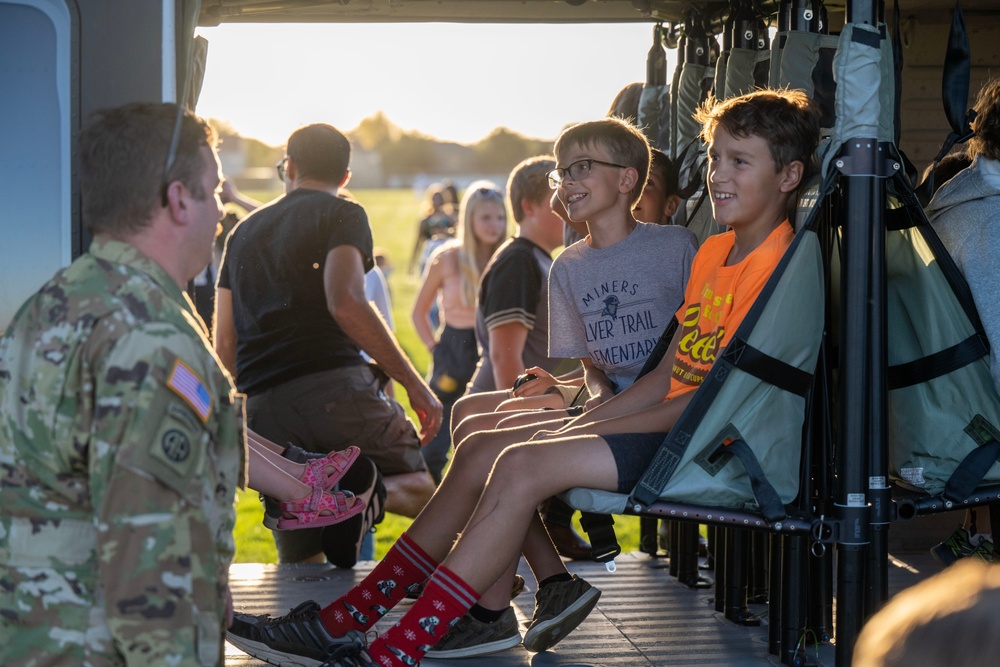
[246,364,425,476]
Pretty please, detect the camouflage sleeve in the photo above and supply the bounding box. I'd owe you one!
[89,324,234,667]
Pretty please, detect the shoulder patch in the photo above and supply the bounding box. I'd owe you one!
[161,429,192,463]
[167,359,212,422]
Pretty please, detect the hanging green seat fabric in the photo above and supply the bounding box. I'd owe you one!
[563,203,826,520]
[885,175,1000,498]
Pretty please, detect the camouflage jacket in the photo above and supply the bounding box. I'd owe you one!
[0,239,246,666]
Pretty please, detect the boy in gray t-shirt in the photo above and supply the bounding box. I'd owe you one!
[549,221,696,399]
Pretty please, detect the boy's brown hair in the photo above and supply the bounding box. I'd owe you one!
[507,156,555,223]
[554,117,651,207]
[695,89,821,175]
[968,77,1000,161]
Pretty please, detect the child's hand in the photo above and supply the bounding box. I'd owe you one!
[584,391,611,411]
[512,367,558,397]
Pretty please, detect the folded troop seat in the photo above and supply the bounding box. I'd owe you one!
[562,188,827,534]
[884,171,1000,521]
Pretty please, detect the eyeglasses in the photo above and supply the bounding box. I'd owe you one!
[160,104,185,207]
[547,158,627,189]
[276,157,289,182]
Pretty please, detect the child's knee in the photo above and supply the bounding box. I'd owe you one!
[492,445,542,495]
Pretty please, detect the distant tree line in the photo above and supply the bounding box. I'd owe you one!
[213,111,554,183]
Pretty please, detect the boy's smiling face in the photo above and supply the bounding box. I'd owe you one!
[555,143,632,224]
[707,125,801,232]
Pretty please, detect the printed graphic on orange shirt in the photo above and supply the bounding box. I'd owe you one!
[676,303,728,364]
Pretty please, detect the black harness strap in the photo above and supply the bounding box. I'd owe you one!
[943,439,1000,504]
[709,438,786,523]
[721,337,813,397]
[888,333,990,390]
[635,317,678,381]
[579,512,621,564]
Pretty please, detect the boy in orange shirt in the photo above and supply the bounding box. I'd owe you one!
[226,89,820,667]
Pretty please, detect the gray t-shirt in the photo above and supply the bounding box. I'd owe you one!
[548,222,697,393]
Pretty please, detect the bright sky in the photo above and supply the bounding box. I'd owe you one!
[195,22,676,147]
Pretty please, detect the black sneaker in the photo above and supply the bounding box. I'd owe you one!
[321,457,386,568]
[522,574,600,653]
[261,493,281,530]
[318,643,377,667]
[283,443,326,463]
[424,606,522,658]
[226,600,364,666]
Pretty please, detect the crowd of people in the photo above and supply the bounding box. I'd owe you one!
[2,75,999,667]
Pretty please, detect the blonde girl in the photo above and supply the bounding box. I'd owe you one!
[411,181,508,481]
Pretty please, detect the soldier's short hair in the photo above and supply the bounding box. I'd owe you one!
[286,124,351,183]
[80,102,217,236]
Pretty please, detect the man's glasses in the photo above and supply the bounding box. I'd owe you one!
[547,158,627,189]
[276,157,289,182]
[160,104,185,207]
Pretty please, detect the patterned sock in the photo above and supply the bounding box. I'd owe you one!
[318,532,436,635]
[368,565,479,667]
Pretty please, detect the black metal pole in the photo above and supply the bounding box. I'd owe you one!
[835,2,883,659]
[836,164,876,667]
[865,164,890,615]
[780,534,808,664]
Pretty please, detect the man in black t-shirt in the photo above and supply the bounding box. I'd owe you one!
[215,124,440,564]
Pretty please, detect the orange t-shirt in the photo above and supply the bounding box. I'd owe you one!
[666,221,795,400]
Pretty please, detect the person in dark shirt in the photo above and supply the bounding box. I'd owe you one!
[215,123,440,565]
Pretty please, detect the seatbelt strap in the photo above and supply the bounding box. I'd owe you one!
[579,512,621,572]
[943,439,1000,504]
[709,438,787,523]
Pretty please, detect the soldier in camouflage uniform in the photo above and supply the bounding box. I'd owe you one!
[0,102,245,666]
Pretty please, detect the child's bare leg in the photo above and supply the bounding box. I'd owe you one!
[476,512,566,610]
[247,447,310,501]
[495,393,567,412]
[247,428,288,456]
[496,408,569,431]
[454,402,566,445]
[444,435,619,592]
[248,436,304,478]
[405,418,567,562]
[477,556,522,610]
[452,410,515,446]
[451,390,510,438]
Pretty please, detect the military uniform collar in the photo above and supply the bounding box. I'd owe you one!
[89,237,190,310]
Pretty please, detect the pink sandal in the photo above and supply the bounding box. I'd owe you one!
[276,485,365,530]
[299,445,361,491]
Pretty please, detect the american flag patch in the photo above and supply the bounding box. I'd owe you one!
[167,359,212,422]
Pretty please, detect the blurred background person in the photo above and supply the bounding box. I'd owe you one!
[412,181,508,482]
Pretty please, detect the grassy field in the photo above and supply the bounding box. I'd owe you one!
[232,187,642,563]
